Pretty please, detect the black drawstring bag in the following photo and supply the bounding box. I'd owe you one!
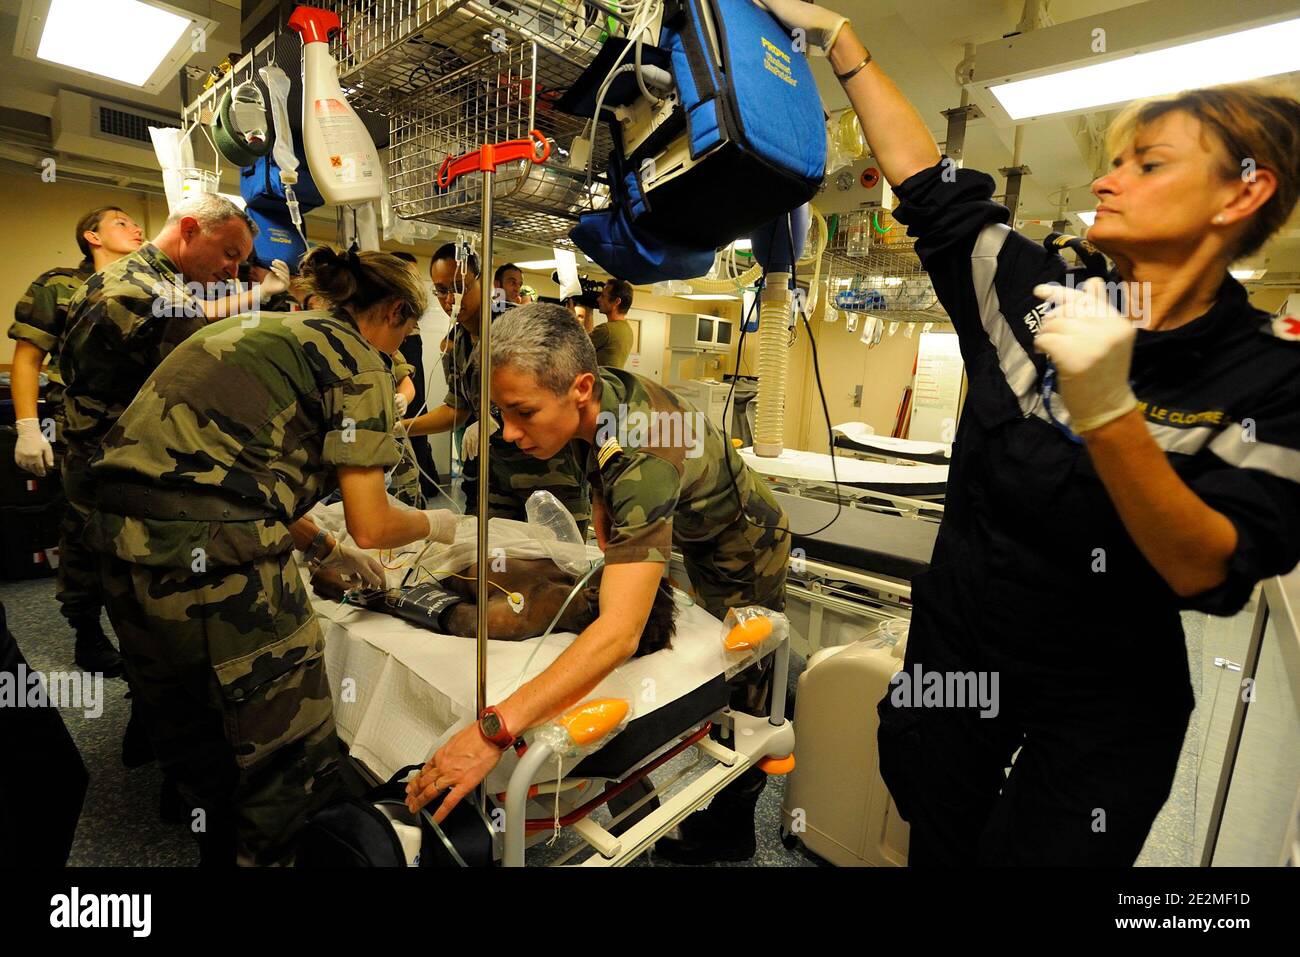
[296,763,497,867]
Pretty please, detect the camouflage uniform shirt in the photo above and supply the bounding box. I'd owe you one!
[86,308,398,568]
[8,261,94,416]
[579,367,789,616]
[386,346,421,505]
[441,322,479,416]
[60,243,207,472]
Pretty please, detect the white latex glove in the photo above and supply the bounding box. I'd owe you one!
[393,391,409,418]
[1033,278,1139,434]
[259,259,291,297]
[753,0,849,55]
[319,541,387,589]
[14,418,54,477]
[460,417,499,461]
[422,509,458,545]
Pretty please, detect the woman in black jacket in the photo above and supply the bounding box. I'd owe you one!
[759,0,1300,865]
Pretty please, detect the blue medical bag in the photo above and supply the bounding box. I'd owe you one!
[240,154,325,269]
[567,0,825,280]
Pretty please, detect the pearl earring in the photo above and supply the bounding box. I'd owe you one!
[1214,215,1225,224]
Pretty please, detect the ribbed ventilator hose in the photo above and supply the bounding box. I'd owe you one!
[686,262,763,292]
[753,273,791,457]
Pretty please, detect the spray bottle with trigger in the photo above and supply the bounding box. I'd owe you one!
[287,5,383,207]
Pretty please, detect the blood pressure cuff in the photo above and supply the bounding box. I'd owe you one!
[382,581,464,633]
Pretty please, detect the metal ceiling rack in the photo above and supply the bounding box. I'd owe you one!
[387,39,609,244]
[823,207,948,325]
[181,33,279,130]
[322,0,622,243]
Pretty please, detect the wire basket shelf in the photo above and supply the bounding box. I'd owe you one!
[823,207,947,324]
[323,0,616,114]
[386,40,610,241]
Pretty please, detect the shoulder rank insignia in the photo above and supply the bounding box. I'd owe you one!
[596,437,622,469]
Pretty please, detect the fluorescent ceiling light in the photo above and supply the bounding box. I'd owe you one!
[681,293,738,301]
[1074,211,1097,226]
[34,0,193,87]
[513,259,557,270]
[1230,268,1267,281]
[987,17,1300,120]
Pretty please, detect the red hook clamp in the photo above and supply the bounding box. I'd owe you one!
[437,130,551,190]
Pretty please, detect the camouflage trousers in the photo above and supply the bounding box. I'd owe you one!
[98,548,343,866]
[56,451,106,626]
[463,434,592,537]
[680,481,790,717]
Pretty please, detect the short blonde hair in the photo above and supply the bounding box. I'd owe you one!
[1105,82,1300,258]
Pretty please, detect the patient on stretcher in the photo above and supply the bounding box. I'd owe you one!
[311,558,678,658]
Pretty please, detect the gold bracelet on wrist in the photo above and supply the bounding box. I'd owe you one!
[835,51,873,83]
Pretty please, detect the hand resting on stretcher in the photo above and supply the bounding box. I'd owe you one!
[310,557,678,658]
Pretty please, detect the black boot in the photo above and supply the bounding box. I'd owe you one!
[72,617,123,678]
[654,767,767,865]
[121,691,155,768]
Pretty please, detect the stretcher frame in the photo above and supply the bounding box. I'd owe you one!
[338,622,794,867]
[503,636,793,866]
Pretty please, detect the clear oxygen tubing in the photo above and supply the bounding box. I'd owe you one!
[753,272,791,458]
[506,559,605,697]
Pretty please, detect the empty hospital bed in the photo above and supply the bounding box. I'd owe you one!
[831,422,953,466]
[772,490,937,655]
[739,446,947,518]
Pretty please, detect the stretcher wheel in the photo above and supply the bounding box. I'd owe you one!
[780,826,800,851]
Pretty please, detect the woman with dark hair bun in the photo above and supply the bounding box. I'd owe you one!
[84,244,459,866]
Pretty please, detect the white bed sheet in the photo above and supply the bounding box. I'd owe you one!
[832,423,952,460]
[740,447,948,487]
[311,572,747,791]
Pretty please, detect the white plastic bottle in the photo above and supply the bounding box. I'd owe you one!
[288,5,383,205]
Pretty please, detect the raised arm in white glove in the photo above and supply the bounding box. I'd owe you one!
[1033,278,1139,435]
[422,508,459,544]
[259,259,291,297]
[460,416,499,461]
[319,540,387,589]
[753,0,848,55]
[14,418,54,477]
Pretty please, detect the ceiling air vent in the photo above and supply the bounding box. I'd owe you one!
[53,90,180,169]
[98,104,179,144]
